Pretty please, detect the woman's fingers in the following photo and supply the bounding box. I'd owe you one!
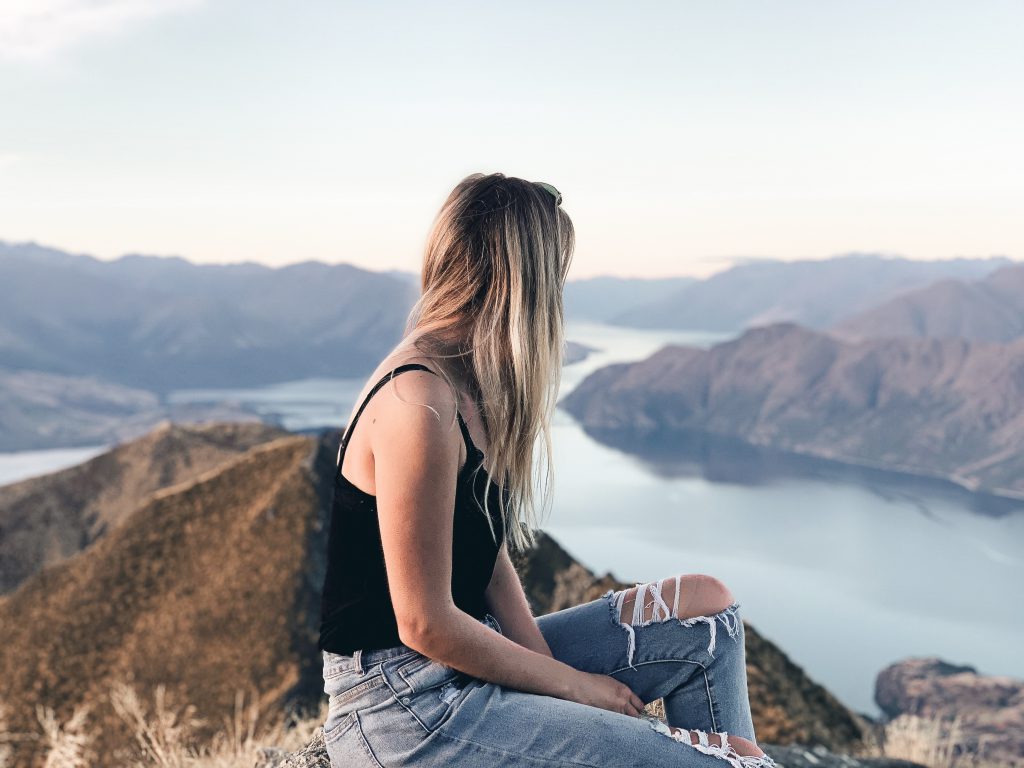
[624,695,645,717]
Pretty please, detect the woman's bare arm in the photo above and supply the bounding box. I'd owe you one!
[369,371,582,700]
[484,543,554,658]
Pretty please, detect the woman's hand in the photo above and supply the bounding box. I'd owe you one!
[568,670,646,717]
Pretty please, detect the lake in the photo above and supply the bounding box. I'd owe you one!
[3,319,1021,718]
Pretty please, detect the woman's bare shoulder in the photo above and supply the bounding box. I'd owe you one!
[362,355,461,441]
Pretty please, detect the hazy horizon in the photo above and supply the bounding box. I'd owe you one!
[3,235,1017,282]
[1,0,1021,279]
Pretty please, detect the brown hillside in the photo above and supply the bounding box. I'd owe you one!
[0,420,288,595]
[1,422,870,765]
[0,431,334,767]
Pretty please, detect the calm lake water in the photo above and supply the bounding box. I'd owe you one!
[0,444,111,486]
[3,320,1022,718]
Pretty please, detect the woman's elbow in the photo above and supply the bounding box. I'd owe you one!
[396,602,455,655]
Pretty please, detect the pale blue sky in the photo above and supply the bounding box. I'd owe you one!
[1,0,1021,277]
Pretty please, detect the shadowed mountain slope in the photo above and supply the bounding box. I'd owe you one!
[0,420,288,595]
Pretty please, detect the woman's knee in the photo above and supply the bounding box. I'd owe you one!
[617,574,736,624]
[664,727,765,758]
[722,733,763,757]
[679,574,735,618]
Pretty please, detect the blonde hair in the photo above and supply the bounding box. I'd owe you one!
[395,172,575,554]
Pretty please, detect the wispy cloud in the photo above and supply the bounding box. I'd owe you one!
[0,0,204,61]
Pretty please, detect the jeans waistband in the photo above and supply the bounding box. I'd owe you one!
[323,612,502,674]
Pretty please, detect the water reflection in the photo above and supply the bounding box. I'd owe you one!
[577,426,1024,520]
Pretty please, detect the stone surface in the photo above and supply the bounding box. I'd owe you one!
[875,657,1024,767]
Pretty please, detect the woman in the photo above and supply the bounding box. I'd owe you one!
[317,172,776,768]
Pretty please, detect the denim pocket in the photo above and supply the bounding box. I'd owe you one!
[381,652,471,733]
[326,672,388,711]
[395,653,463,694]
[323,709,356,746]
[323,709,386,768]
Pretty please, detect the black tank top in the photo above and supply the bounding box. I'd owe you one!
[318,363,506,654]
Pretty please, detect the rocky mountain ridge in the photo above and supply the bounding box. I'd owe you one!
[0,420,288,594]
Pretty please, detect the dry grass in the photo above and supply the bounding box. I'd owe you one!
[0,701,37,768]
[18,687,1024,768]
[109,682,327,768]
[866,712,1021,768]
[3,682,327,768]
[0,698,98,768]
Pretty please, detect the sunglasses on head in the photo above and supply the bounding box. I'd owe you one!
[534,181,562,206]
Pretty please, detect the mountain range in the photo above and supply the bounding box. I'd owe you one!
[835,263,1024,343]
[3,240,1020,465]
[611,253,1012,332]
[4,241,1014,399]
[0,241,418,392]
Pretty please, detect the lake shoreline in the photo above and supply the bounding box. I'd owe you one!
[574,423,1024,517]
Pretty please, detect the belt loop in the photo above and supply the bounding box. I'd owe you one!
[354,648,364,675]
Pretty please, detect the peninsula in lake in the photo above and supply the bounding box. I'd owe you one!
[559,322,1024,498]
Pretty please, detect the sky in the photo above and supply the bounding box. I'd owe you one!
[0,0,1021,279]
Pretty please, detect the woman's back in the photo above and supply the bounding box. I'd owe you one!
[318,362,506,654]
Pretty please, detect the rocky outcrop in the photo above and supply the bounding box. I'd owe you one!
[254,727,328,768]
[559,322,1024,497]
[875,657,1024,767]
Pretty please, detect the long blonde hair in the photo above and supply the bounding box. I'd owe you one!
[396,172,575,554]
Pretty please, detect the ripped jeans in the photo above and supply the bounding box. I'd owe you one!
[320,578,776,768]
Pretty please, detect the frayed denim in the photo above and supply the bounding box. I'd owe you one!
[321,579,774,768]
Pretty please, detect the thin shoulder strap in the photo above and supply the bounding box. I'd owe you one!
[335,363,477,471]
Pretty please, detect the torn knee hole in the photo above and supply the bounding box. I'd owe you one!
[604,578,743,669]
[618,575,733,625]
[647,719,775,768]
[670,726,723,748]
